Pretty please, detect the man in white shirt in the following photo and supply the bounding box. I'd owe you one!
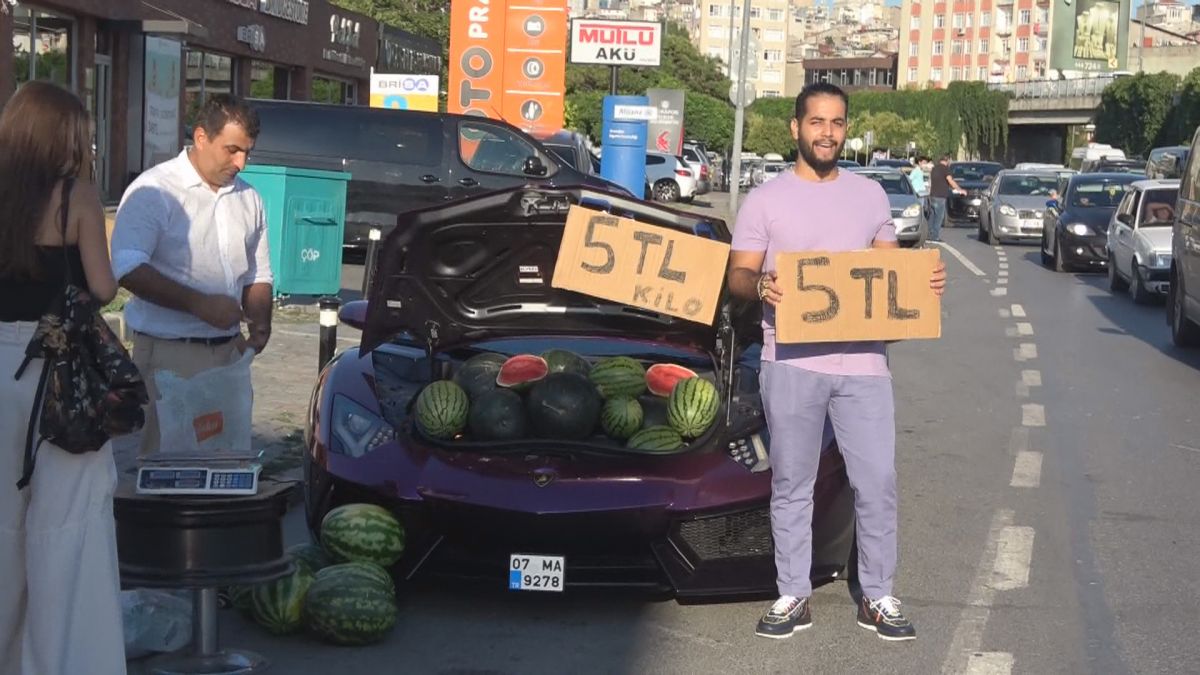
[110,94,273,455]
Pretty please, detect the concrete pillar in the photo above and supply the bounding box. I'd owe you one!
[234,58,252,99]
[290,65,311,101]
[0,7,14,107]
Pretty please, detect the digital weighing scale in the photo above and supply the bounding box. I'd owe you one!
[135,451,263,496]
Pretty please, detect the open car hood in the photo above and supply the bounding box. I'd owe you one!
[361,187,756,355]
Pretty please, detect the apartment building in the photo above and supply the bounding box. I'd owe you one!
[899,0,1053,88]
[695,0,791,98]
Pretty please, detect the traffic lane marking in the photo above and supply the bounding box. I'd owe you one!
[932,240,986,277]
[1011,304,1025,317]
[991,526,1035,590]
[1022,404,1046,427]
[965,652,1014,675]
[1010,451,1043,488]
[941,509,1015,675]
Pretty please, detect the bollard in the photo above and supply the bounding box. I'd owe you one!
[361,227,382,297]
[318,296,341,372]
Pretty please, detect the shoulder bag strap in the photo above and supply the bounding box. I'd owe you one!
[60,176,76,287]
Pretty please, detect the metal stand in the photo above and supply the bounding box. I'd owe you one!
[145,588,267,675]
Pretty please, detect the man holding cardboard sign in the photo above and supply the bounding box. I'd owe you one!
[728,83,946,642]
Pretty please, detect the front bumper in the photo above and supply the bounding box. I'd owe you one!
[948,194,983,220]
[1060,231,1108,268]
[1140,264,1172,294]
[894,216,923,242]
[695,178,712,195]
[994,215,1043,241]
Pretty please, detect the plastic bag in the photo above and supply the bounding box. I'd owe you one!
[121,589,192,660]
[154,348,255,453]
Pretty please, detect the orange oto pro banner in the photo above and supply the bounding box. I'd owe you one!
[449,0,566,132]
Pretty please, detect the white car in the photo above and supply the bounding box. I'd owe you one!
[1106,178,1180,303]
[646,152,698,203]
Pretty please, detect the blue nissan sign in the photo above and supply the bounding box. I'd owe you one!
[600,95,650,198]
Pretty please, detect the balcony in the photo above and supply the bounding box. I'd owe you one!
[1036,0,1049,6]
[997,0,1014,5]
[1034,22,1047,36]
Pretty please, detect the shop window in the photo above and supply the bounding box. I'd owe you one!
[312,76,358,105]
[250,60,291,101]
[11,6,74,87]
[185,50,234,126]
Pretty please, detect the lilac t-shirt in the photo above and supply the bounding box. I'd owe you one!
[731,169,897,376]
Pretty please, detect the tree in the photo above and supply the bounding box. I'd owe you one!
[683,92,735,152]
[848,111,938,155]
[1094,71,1181,157]
[331,0,450,104]
[1162,66,1200,147]
[744,113,793,157]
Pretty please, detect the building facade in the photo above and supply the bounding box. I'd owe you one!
[1,0,440,202]
[802,53,898,92]
[695,0,791,99]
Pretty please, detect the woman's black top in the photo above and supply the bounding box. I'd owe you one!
[0,246,87,321]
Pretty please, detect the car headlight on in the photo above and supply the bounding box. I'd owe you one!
[330,394,395,458]
[902,203,921,218]
[999,204,1017,216]
[1067,223,1093,236]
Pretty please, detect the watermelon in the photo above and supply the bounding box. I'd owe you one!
[250,564,314,635]
[453,352,508,400]
[646,363,698,397]
[589,356,646,398]
[414,380,469,439]
[601,397,643,441]
[315,561,396,597]
[526,372,603,440]
[496,354,549,390]
[288,542,334,575]
[667,377,719,439]
[542,349,591,376]
[626,426,685,452]
[304,572,397,646]
[228,585,255,616]
[639,396,669,428]
[468,389,527,441]
[320,504,406,567]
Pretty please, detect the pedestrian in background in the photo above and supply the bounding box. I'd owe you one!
[0,81,126,675]
[927,154,966,242]
[110,94,273,455]
[908,156,928,197]
[728,82,946,642]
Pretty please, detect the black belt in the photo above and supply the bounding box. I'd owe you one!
[142,333,238,346]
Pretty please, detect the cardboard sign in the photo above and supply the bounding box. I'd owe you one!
[775,249,942,343]
[552,206,731,325]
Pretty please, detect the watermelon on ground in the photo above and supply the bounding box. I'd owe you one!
[527,373,603,440]
[414,380,469,439]
[496,354,548,390]
[468,389,527,441]
[250,565,314,635]
[645,363,698,397]
[453,352,508,400]
[542,349,591,376]
[589,356,646,398]
[667,377,719,439]
[287,542,334,575]
[315,561,396,597]
[304,572,397,646]
[601,397,643,441]
[320,503,406,567]
[626,426,685,453]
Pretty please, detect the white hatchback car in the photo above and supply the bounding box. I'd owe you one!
[1106,178,1180,303]
[646,152,698,203]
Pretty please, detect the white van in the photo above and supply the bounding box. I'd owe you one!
[1070,143,1127,172]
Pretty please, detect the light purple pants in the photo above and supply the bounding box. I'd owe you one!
[759,361,898,599]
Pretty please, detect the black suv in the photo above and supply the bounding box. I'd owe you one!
[247,101,627,248]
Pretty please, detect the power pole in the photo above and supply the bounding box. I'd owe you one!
[727,0,753,217]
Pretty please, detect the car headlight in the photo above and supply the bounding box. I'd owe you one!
[902,203,921,218]
[330,394,395,458]
[1151,251,1173,267]
[1067,223,1093,236]
[1034,210,1044,219]
[999,204,1017,216]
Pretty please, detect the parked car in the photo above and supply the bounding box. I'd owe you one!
[857,168,927,247]
[978,171,1059,245]
[305,185,856,600]
[947,161,1003,221]
[1168,127,1200,346]
[837,159,861,169]
[646,152,697,203]
[1040,172,1139,272]
[760,161,789,183]
[868,158,913,173]
[1105,179,1179,303]
[1015,162,1065,171]
[1146,145,1190,179]
[682,143,712,195]
[247,101,629,248]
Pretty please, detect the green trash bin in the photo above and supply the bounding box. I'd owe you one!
[239,165,352,297]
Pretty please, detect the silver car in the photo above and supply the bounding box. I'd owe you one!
[856,169,927,247]
[978,171,1060,244]
[1106,179,1180,303]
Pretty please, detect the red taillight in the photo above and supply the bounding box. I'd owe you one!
[700,165,709,178]
[675,169,691,177]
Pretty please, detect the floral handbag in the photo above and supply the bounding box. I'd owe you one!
[13,178,148,489]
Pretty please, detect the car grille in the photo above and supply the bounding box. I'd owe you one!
[676,508,774,561]
[891,208,905,218]
[1019,210,1039,219]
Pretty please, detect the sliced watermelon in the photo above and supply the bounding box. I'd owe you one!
[496,354,549,390]
[645,363,698,397]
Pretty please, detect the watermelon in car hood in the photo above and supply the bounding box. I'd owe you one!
[360,187,757,355]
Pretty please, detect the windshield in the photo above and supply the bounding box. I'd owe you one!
[998,175,1059,196]
[860,172,914,195]
[951,163,1002,181]
[1068,178,1135,208]
[1140,189,1179,226]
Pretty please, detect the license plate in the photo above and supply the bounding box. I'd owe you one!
[508,554,564,592]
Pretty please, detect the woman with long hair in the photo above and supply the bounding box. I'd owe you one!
[0,81,126,674]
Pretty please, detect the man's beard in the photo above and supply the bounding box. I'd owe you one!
[797,137,841,173]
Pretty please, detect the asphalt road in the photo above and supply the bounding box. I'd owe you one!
[133,213,1200,674]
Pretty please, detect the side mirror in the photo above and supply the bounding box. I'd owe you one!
[523,155,548,177]
[338,300,368,330]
